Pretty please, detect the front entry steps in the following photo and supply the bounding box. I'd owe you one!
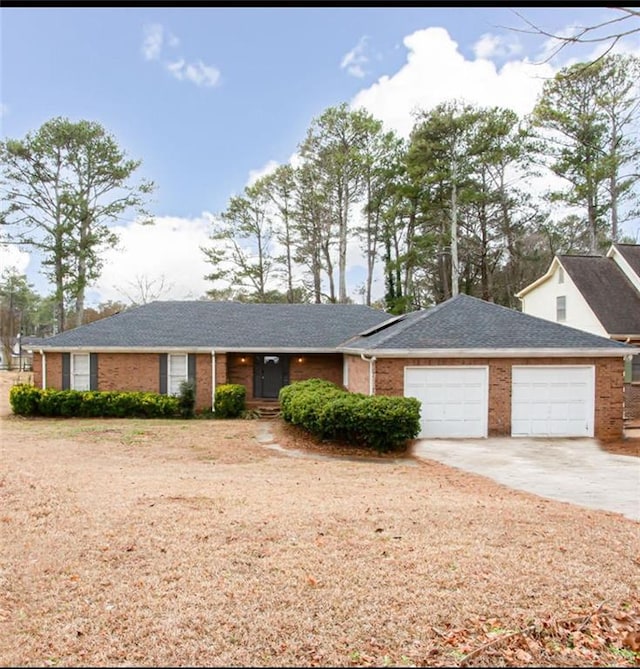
[247,399,281,419]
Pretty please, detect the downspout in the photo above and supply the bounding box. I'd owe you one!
[40,350,46,389]
[211,351,216,412]
[360,352,376,396]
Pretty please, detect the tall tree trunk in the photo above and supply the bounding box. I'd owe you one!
[338,185,349,303]
[609,116,619,242]
[451,171,459,298]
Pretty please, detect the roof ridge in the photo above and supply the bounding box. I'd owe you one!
[558,253,609,259]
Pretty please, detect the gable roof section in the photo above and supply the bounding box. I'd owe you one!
[515,256,560,298]
[558,254,640,336]
[37,301,390,351]
[612,243,640,277]
[341,294,633,356]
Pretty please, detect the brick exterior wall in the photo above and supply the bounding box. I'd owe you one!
[345,354,372,394]
[34,351,217,411]
[227,353,344,401]
[290,354,343,386]
[374,356,624,441]
[31,353,43,388]
[195,354,213,411]
[228,354,255,400]
[31,351,625,438]
[624,384,640,421]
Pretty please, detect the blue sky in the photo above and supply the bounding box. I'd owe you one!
[1,6,639,305]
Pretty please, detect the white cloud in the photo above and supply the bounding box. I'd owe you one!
[166,59,220,88]
[473,33,522,59]
[350,27,556,139]
[246,160,280,187]
[0,102,8,118]
[90,215,215,304]
[142,24,220,88]
[340,36,370,78]
[142,23,164,61]
[0,244,31,276]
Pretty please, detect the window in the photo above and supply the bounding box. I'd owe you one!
[558,266,564,284]
[72,353,90,391]
[168,354,188,396]
[633,354,640,383]
[556,296,566,322]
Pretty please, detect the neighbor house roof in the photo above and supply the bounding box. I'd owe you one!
[557,254,640,336]
[612,242,640,276]
[340,294,634,357]
[36,301,390,352]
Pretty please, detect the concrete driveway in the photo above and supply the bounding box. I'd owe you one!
[412,437,640,522]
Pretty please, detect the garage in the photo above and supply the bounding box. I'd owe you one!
[405,366,488,438]
[511,366,594,437]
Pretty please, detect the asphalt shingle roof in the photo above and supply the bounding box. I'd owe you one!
[38,301,390,350]
[559,254,640,335]
[613,242,640,277]
[341,294,633,352]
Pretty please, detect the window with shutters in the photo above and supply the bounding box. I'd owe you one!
[71,353,90,391]
[168,353,188,396]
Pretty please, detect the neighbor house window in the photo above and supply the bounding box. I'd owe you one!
[71,353,90,391]
[168,353,188,396]
[633,354,640,383]
[556,296,566,322]
[558,266,564,284]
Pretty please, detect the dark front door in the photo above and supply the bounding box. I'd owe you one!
[255,354,289,399]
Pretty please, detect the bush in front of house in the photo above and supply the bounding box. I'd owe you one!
[9,384,180,418]
[8,383,40,416]
[214,383,246,418]
[178,380,196,418]
[279,378,421,453]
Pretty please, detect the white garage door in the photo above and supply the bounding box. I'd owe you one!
[511,366,594,437]
[405,366,488,438]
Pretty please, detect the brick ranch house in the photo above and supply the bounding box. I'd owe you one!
[31,294,636,441]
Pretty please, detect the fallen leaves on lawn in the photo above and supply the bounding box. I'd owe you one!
[432,601,640,667]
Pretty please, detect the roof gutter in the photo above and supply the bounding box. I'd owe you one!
[35,346,343,354]
[340,347,635,358]
[40,350,46,389]
[360,352,376,395]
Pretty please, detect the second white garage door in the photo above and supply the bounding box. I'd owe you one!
[511,366,594,437]
[405,366,488,438]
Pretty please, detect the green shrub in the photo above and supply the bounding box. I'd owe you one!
[178,380,196,418]
[214,383,246,418]
[9,386,180,418]
[279,379,421,453]
[279,378,340,423]
[9,383,40,415]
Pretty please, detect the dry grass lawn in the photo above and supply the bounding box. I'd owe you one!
[1,371,639,667]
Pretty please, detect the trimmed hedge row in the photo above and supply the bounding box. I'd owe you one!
[279,378,421,452]
[9,384,180,418]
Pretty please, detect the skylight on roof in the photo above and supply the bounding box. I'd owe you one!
[358,314,407,337]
